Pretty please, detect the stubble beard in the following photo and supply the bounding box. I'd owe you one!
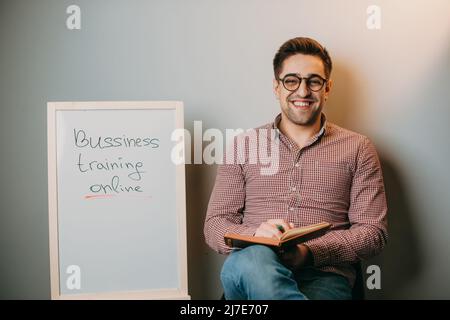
[284,101,323,127]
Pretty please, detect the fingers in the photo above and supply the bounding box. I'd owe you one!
[254,222,283,239]
[254,219,295,239]
[267,219,293,233]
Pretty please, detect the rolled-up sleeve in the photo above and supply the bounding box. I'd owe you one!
[305,137,388,266]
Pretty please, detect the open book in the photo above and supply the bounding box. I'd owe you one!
[224,222,331,251]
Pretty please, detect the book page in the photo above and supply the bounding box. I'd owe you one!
[280,223,330,241]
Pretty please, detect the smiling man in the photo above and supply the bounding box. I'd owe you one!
[204,37,388,300]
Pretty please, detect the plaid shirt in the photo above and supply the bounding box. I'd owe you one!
[204,113,388,286]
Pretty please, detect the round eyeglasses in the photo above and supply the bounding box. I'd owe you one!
[279,73,328,92]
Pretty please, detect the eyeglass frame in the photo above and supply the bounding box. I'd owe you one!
[277,73,328,92]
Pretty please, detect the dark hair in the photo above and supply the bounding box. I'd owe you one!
[273,37,332,79]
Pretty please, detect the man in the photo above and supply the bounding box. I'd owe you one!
[204,37,388,300]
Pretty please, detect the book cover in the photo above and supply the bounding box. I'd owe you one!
[224,222,332,251]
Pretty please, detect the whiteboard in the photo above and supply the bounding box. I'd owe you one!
[47,101,189,299]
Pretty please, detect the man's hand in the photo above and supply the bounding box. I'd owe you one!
[254,219,313,270]
[254,219,294,239]
[280,244,313,270]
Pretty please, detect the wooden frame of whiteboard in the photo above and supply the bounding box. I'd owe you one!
[47,101,189,300]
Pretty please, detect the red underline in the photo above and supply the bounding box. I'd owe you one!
[84,194,152,200]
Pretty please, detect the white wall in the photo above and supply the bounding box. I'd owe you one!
[0,0,449,299]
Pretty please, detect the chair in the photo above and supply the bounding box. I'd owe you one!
[351,262,365,300]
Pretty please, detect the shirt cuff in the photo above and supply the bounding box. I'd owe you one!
[220,225,258,253]
[303,237,330,267]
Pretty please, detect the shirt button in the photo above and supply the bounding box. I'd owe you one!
[289,207,295,211]
[295,163,300,167]
[291,187,297,191]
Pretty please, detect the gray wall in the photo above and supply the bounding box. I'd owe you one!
[1,0,449,299]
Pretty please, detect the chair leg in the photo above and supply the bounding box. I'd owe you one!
[352,262,365,300]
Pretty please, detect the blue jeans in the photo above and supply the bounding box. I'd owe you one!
[221,245,352,300]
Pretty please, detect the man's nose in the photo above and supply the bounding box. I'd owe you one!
[295,80,310,97]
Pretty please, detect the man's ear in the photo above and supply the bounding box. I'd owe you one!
[324,79,332,100]
[273,78,280,99]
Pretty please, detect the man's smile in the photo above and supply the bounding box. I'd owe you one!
[288,99,315,110]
